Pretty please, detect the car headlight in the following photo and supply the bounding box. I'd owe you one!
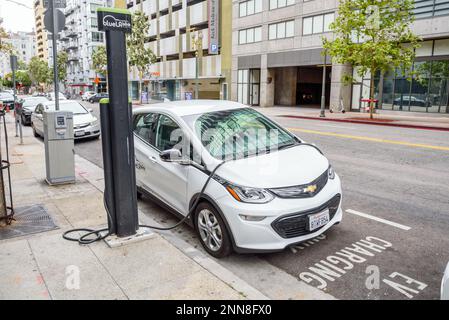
[90,119,99,126]
[328,165,336,180]
[214,175,275,204]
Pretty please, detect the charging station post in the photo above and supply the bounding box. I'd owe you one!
[97,8,138,238]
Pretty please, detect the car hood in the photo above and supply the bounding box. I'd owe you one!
[214,145,329,188]
[74,113,95,126]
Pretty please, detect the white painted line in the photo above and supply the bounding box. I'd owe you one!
[346,209,411,231]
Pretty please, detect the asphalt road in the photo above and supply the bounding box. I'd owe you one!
[74,101,449,300]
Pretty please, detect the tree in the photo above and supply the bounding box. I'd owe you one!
[323,0,420,119]
[0,27,13,55]
[127,11,157,103]
[29,56,52,90]
[57,51,68,82]
[3,71,31,88]
[92,46,108,77]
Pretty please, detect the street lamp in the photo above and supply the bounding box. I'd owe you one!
[320,51,327,118]
[191,31,203,100]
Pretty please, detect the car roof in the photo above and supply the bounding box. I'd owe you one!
[135,100,247,117]
[41,99,79,106]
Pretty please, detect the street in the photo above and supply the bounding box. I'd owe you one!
[75,101,449,300]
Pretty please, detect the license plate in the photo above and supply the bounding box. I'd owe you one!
[308,209,330,231]
[75,131,85,137]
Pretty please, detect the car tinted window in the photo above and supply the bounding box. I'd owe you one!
[134,113,158,146]
[155,115,182,151]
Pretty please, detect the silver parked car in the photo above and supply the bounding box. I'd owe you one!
[31,100,100,140]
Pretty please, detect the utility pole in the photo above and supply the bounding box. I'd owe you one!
[320,51,327,118]
[191,31,203,100]
[50,0,60,110]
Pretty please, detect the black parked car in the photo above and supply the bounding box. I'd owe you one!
[88,93,109,103]
[0,92,15,110]
[17,96,49,125]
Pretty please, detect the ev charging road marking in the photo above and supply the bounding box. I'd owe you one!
[346,209,411,231]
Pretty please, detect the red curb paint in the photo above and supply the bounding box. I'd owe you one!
[279,115,449,132]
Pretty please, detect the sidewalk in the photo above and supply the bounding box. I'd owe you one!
[255,106,449,131]
[0,113,265,300]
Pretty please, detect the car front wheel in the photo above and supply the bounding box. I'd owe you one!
[195,202,232,258]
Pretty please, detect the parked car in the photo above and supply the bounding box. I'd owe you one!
[17,96,49,125]
[133,100,342,258]
[442,262,449,300]
[47,92,67,101]
[82,91,97,101]
[31,100,100,140]
[88,93,109,103]
[0,92,15,110]
[393,95,431,108]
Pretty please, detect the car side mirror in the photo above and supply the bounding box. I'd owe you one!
[88,108,93,113]
[159,149,190,165]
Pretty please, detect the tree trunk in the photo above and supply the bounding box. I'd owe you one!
[139,70,143,105]
[369,71,376,120]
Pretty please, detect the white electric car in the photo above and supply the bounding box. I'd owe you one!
[133,100,342,257]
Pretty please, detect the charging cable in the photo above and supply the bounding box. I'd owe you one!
[62,161,226,245]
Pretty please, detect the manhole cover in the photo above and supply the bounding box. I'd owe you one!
[0,205,58,240]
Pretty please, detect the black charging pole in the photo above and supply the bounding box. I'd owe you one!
[98,8,138,238]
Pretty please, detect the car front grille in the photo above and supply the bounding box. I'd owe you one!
[269,169,329,199]
[271,194,341,239]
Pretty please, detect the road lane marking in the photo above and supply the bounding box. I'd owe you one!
[288,128,449,152]
[346,209,411,231]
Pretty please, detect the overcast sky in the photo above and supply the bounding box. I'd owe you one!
[0,0,35,33]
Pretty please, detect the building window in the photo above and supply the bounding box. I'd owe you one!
[239,0,263,17]
[303,13,334,35]
[269,0,295,10]
[239,27,262,44]
[269,20,295,40]
[91,32,104,43]
[413,0,449,19]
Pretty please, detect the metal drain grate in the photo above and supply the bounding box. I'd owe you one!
[0,205,58,240]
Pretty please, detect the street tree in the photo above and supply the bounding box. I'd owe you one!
[0,27,13,55]
[323,0,420,119]
[29,56,52,91]
[92,45,108,91]
[4,70,32,88]
[127,11,157,103]
[57,51,68,83]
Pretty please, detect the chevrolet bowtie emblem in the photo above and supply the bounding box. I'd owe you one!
[304,185,318,193]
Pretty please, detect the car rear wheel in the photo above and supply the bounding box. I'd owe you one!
[195,202,232,258]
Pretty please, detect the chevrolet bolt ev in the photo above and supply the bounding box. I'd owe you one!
[133,100,342,258]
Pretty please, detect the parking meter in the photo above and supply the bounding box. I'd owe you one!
[43,110,75,185]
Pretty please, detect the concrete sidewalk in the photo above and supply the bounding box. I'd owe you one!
[0,113,266,300]
[254,106,449,130]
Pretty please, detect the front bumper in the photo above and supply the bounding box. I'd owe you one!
[215,174,343,252]
[74,123,101,140]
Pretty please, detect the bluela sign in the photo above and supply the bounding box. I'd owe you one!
[97,8,132,33]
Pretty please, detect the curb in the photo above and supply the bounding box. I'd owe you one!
[74,155,270,300]
[279,115,449,132]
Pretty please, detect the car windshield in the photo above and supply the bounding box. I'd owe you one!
[0,93,14,100]
[183,108,299,161]
[45,102,88,115]
[23,98,48,108]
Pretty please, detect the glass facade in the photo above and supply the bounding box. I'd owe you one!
[413,0,449,19]
[237,69,261,106]
[352,39,449,113]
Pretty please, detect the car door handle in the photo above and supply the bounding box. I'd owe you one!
[149,156,158,164]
